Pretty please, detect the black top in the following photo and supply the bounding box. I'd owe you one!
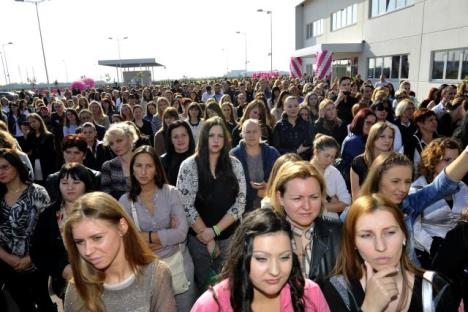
[351,154,369,186]
[319,272,458,312]
[314,118,348,147]
[24,132,57,181]
[160,150,192,186]
[335,95,358,125]
[135,119,154,138]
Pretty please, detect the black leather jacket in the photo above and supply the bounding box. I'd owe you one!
[308,217,342,283]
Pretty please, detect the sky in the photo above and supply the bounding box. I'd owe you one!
[0,0,295,84]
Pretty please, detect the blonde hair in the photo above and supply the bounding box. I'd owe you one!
[103,122,138,146]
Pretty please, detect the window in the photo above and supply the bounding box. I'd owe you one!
[371,0,413,17]
[313,19,324,37]
[368,54,409,80]
[431,48,467,80]
[305,64,313,76]
[306,23,313,39]
[331,4,358,31]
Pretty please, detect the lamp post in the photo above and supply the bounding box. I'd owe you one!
[235,31,248,77]
[257,9,273,73]
[15,0,51,90]
[0,52,7,85]
[1,42,13,84]
[108,36,128,84]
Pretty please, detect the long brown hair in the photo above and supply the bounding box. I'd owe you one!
[333,194,423,310]
[63,192,155,312]
[363,121,394,167]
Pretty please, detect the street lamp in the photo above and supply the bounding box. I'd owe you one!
[108,36,128,84]
[257,9,273,73]
[15,0,51,90]
[235,31,248,77]
[1,42,13,84]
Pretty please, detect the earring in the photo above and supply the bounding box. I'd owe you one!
[403,240,406,246]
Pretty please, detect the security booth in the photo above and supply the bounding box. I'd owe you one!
[98,58,164,85]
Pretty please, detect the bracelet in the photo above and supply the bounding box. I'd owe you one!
[148,231,153,244]
[212,225,221,237]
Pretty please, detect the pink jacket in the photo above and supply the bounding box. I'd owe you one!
[191,279,330,312]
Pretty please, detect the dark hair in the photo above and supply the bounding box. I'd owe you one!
[204,102,225,122]
[128,145,168,202]
[349,108,376,135]
[57,163,95,204]
[413,108,437,126]
[62,134,87,153]
[165,120,195,157]
[187,102,203,123]
[339,76,351,85]
[220,208,305,312]
[65,108,80,127]
[196,116,236,189]
[0,148,32,195]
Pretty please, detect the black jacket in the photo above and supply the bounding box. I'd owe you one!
[309,217,343,283]
[83,141,111,171]
[45,166,101,202]
[272,115,315,159]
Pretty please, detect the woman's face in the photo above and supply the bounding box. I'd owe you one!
[188,107,199,120]
[324,104,336,120]
[419,115,438,133]
[208,125,224,154]
[0,157,18,185]
[71,217,127,271]
[248,107,261,120]
[249,231,293,298]
[242,122,261,146]
[403,104,415,120]
[308,95,318,107]
[355,209,405,272]
[314,147,337,170]
[54,103,64,114]
[122,107,131,118]
[379,165,412,204]
[299,108,310,121]
[158,101,169,114]
[171,126,190,153]
[60,175,86,203]
[278,177,322,227]
[108,134,132,157]
[222,105,232,121]
[90,104,100,115]
[283,99,299,118]
[362,115,376,135]
[206,108,217,118]
[67,111,77,123]
[164,115,176,127]
[375,108,388,121]
[28,117,40,130]
[78,98,86,107]
[147,105,156,116]
[133,107,143,120]
[434,148,459,176]
[133,153,156,186]
[373,128,394,153]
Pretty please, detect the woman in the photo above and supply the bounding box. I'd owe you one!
[432,208,468,310]
[63,108,80,136]
[63,192,176,312]
[160,120,195,186]
[357,147,468,264]
[119,146,195,312]
[192,208,330,312]
[231,119,279,213]
[30,163,94,299]
[310,134,351,219]
[144,101,157,123]
[271,90,290,122]
[151,97,170,134]
[101,122,138,199]
[231,100,273,146]
[101,97,116,119]
[7,101,27,139]
[314,99,347,147]
[154,107,180,156]
[298,104,312,123]
[395,99,417,151]
[221,102,237,133]
[186,102,204,144]
[0,130,34,179]
[272,96,314,159]
[405,108,439,166]
[176,116,246,291]
[303,91,320,122]
[350,122,394,200]
[89,101,110,129]
[76,97,89,112]
[267,160,342,282]
[0,148,54,311]
[24,113,56,184]
[411,138,468,266]
[119,103,134,122]
[50,100,66,156]
[370,100,402,151]
[320,194,458,312]
[204,102,226,122]
[132,104,154,139]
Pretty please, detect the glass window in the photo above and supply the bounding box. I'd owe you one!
[352,4,358,24]
[387,0,396,11]
[462,50,468,80]
[368,58,375,79]
[397,0,406,8]
[342,9,347,27]
[332,13,337,30]
[372,0,379,16]
[383,56,392,79]
[407,0,415,5]
[391,55,400,78]
[378,0,387,14]
[446,50,460,79]
[375,57,383,78]
[336,11,342,29]
[347,6,352,26]
[432,51,445,79]
[401,55,409,79]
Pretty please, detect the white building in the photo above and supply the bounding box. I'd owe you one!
[294,0,468,98]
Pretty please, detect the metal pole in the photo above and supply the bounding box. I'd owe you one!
[35,2,50,91]
[0,52,7,85]
[269,11,273,73]
[2,44,12,84]
[117,39,122,84]
[244,34,248,76]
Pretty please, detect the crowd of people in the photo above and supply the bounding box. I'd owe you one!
[0,75,467,312]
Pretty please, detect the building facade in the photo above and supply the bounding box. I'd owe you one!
[294,0,468,98]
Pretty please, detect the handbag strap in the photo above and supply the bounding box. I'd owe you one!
[422,270,436,312]
[130,201,141,231]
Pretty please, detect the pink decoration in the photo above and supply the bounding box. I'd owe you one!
[82,78,95,88]
[70,80,86,91]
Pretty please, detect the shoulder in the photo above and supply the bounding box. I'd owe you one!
[316,216,342,232]
[179,156,197,171]
[192,280,231,312]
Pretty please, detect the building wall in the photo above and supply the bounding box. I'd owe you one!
[296,0,468,98]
